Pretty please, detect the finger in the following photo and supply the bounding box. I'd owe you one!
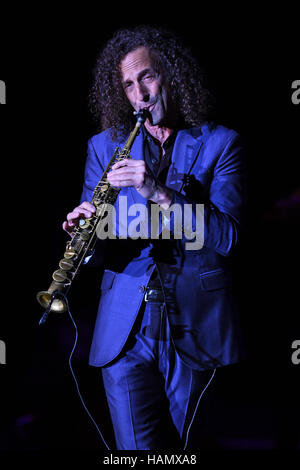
[111,159,130,169]
[108,179,138,188]
[108,173,145,188]
[65,216,77,230]
[111,159,145,170]
[62,220,73,234]
[79,201,96,212]
[108,163,146,178]
[66,209,88,225]
[66,211,79,223]
[107,174,141,188]
[108,168,141,179]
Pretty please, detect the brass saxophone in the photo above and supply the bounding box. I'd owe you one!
[36,110,147,324]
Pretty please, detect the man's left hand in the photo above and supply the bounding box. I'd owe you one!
[107,159,172,209]
[107,159,153,198]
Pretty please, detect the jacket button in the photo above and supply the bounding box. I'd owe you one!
[139,285,145,293]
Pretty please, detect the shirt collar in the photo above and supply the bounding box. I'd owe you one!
[142,126,178,150]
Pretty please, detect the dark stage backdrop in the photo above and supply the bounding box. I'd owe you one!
[0,5,299,466]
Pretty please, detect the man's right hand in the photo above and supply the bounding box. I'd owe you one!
[62,201,96,235]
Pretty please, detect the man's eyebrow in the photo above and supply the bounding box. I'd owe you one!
[138,67,155,78]
[122,67,157,86]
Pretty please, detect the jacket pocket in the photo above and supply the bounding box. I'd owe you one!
[101,269,117,291]
[199,268,231,291]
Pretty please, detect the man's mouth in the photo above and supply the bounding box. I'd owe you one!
[142,102,156,113]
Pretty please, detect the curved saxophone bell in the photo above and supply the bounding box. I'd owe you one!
[36,290,67,314]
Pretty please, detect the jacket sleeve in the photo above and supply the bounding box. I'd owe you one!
[170,131,247,256]
[80,137,105,204]
[79,135,108,267]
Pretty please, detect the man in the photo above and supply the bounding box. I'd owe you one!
[63,26,246,450]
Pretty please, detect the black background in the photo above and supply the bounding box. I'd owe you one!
[0,4,299,465]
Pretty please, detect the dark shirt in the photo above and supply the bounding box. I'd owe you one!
[142,127,177,289]
[142,127,177,184]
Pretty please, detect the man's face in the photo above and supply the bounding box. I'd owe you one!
[120,46,170,126]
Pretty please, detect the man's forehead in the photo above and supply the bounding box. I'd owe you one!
[120,47,158,77]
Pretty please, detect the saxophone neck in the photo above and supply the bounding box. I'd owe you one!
[123,121,142,152]
[123,109,148,152]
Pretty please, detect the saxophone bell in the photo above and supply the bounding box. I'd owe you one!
[37,278,69,316]
[36,291,67,314]
[37,289,68,326]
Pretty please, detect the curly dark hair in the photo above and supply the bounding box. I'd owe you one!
[89,25,215,140]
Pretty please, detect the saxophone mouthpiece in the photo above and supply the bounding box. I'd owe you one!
[133,109,148,123]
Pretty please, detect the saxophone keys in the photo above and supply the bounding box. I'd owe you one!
[52,269,71,283]
[79,220,89,229]
[64,249,76,259]
[79,216,95,229]
[80,230,91,241]
[59,258,75,271]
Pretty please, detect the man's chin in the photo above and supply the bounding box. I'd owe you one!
[148,112,164,127]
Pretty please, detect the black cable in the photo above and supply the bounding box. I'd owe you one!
[40,292,111,450]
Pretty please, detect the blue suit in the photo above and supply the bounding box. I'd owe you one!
[81,122,246,372]
[80,121,246,449]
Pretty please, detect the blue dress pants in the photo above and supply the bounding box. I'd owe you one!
[101,300,216,450]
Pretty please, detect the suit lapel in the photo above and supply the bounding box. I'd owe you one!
[165,126,210,194]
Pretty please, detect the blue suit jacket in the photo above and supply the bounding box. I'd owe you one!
[80,122,247,370]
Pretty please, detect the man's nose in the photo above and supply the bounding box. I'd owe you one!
[136,83,150,102]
